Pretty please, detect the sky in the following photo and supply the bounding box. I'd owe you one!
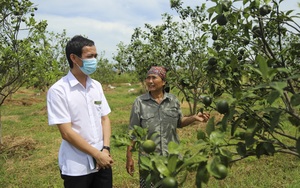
[30,0,299,62]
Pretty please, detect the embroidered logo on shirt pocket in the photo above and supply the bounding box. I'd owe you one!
[94,101,102,105]
[94,101,102,116]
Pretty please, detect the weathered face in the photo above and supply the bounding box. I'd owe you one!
[145,74,166,92]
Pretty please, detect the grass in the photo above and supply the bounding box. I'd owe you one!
[0,83,300,188]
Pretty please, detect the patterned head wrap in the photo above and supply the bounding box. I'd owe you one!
[147,66,167,80]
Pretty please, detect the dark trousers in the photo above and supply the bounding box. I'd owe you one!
[61,168,113,188]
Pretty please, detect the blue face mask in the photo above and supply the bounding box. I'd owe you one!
[77,57,98,75]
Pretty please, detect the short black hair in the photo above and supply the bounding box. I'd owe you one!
[65,35,95,68]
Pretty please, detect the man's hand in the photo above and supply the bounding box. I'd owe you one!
[95,151,113,170]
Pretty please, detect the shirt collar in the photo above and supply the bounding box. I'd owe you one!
[141,92,171,101]
[66,71,92,88]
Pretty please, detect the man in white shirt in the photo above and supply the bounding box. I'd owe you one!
[47,35,113,188]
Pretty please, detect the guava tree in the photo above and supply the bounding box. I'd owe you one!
[113,42,133,74]
[190,0,300,186]
[24,30,69,91]
[0,0,67,144]
[92,52,116,84]
[113,0,300,187]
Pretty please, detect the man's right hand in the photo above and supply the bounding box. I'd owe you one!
[95,151,113,169]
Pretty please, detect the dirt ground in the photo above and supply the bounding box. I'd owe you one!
[0,88,44,158]
[0,135,37,159]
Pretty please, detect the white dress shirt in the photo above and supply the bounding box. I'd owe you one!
[47,71,111,176]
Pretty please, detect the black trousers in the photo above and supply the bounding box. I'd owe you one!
[61,168,113,188]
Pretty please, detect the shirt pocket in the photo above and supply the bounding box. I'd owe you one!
[162,109,179,127]
[140,113,155,129]
[94,101,102,117]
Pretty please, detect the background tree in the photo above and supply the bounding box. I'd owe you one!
[24,30,69,91]
[92,52,116,84]
[113,42,132,74]
[114,0,300,187]
[117,4,212,114]
[0,0,67,144]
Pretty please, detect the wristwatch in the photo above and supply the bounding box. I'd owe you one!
[102,146,110,152]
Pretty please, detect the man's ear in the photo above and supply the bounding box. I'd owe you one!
[70,54,76,62]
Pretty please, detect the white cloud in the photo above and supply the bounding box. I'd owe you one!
[30,0,300,62]
[37,14,134,56]
[31,0,176,61]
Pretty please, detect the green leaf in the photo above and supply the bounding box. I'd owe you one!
[111,134,131,147]
[219,148,232,159]
[182,154,207,169]
[270,111,281,132]
[256,55,269,80]
[221,105,234,131]
[256,142,275,158]
[269,81,287,96]
[266,90,280,105]
[288,116,300,126]
[254,0,260,8]
[215,4,223,15]
[140,156,152,171]
[236,142,247,156]
[209,131,225,146]
[291,93,300,106]
[154,159,170,177]
[168,141,180,154]
[245,64,263,78]
[264,142,275,156]
[245,132,255,147]
[231,116,243,136]
[196,162,210,186]
[167,154,179,174]
[132,125,148,139]
[197,129,207,140]
[207,6,216,14]
[219,148,232,167]
[276,67,290,74]
[149,132,159,140]
[256,143,265,158]
[264,0,271,4]
[246,118,257,134]
[206,116,215,136]
[243,7,250,19]
[268,68,278,81]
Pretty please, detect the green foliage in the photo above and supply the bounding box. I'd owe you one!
[92,55,115,84]
[0,0,67,106]
[1,86,300,187]
[114,0,300,187]
[115,4,211,114]
[24,30,69,90]
[92,60,139,85]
